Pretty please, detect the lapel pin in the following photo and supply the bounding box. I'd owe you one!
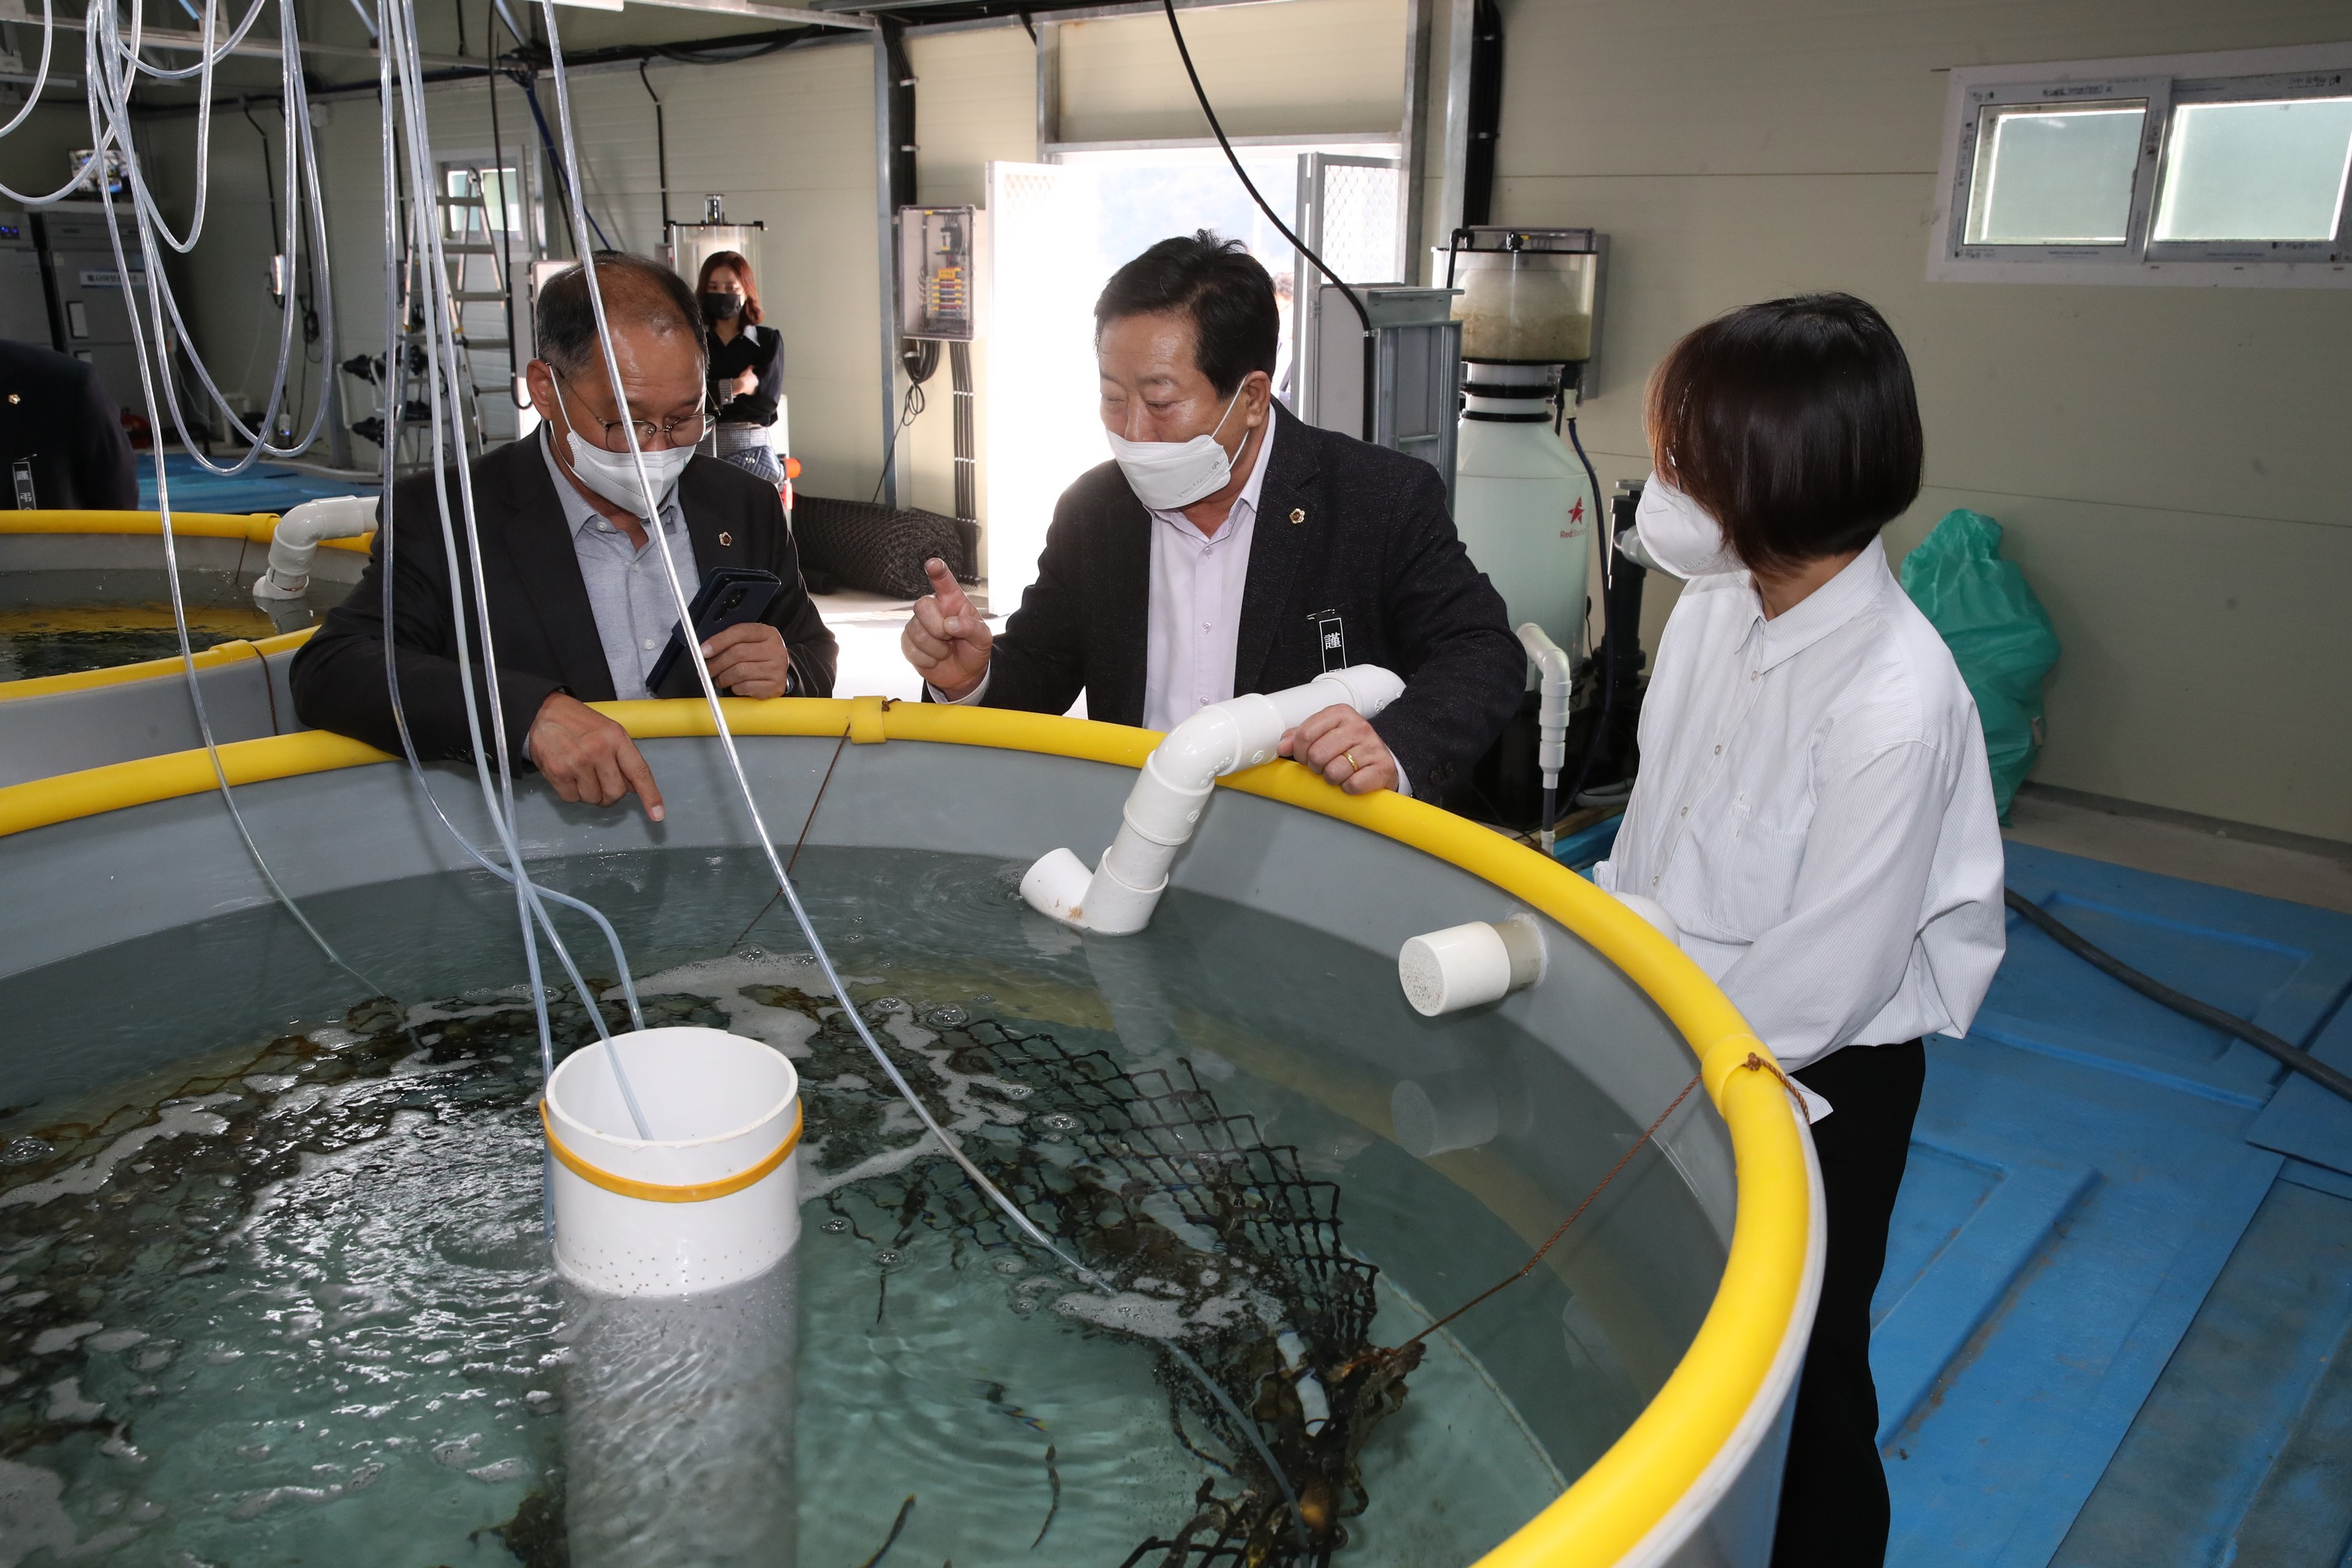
[1289,507,1305,525]
[717,531,733,546]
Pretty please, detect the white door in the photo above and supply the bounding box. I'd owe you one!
[982,161,1103,614]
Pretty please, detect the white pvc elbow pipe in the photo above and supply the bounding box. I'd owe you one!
[1021,664,1406,935]
[1517,622,1572,790]
[252,494,378,601]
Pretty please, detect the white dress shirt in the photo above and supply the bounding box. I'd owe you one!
[1138,418,1270,733]
[936,421,1271,717]
[1594,537,2005,1072]
[539,430,700,702]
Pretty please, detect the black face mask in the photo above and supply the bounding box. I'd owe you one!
[700,292,743,322]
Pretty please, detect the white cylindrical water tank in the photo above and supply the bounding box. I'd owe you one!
[543,1026,803,1296]
[1453,365,1598,668]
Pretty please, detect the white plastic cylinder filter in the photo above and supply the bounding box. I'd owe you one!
[563,1264,797,1568]
[1397,913,1548,1018]
[543,1026,803,1297]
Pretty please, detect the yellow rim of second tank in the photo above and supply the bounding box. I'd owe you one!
[0,695,1811,1568]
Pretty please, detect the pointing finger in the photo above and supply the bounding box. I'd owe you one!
[615,737,666,823]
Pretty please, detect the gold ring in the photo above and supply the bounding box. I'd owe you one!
[1345,750,1359,771]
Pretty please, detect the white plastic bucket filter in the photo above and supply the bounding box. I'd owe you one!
[543,1026,802,1295]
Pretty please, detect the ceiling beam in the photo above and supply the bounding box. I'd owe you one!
[621,0,875,27]
[45,14,469,68]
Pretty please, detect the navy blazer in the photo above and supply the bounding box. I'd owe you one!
[290,434,836,765]
[978,405,1522,797]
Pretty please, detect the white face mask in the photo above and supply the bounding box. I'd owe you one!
[555,376,695,516]
[1105,388,1246,511]
[1635,473,1744,579]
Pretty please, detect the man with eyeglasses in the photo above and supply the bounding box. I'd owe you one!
[293,253,835,820]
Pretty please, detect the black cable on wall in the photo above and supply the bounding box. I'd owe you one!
[1463,0,1504,226]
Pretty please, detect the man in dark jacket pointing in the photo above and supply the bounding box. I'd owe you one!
[902,230,1519,800]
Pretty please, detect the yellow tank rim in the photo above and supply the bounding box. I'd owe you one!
[0,508,375,553]
[0,695,1811,1566]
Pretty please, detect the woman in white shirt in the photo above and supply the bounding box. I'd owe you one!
[1594,294,2005,1567]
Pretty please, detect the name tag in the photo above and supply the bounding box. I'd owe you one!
[1308,608,1345,671]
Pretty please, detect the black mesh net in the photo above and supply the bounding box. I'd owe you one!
[805,1001,1424,1567]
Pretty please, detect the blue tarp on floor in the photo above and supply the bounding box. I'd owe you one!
[132,451,377,517]
[1876,842,2352,1567]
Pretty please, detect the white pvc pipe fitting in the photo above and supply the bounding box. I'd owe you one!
[252,494,377,600]
[1516,622,1572,782]
[1398,913,1548,1018]
[1391,1072,1502,1158]
[1024,665,1406,935]
[543,1027,803,1296]
[1612,891,1683,947]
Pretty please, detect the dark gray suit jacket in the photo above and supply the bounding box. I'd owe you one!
[978,405,1521,797]
[290,435,835,764]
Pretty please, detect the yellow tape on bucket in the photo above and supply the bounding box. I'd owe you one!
[541,1101,803,1203]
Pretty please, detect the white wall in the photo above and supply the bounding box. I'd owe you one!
[1457,0,2352,842]
[1056,0,1407,143]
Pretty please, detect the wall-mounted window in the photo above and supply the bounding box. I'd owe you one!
[1929,43,2352,285]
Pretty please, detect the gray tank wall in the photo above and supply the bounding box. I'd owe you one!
[0,734,1733,1251]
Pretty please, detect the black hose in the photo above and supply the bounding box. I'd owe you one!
[638,60,673,232]
[2003,888,2352,1105]
[1160,0,1377,445]
[1558,416,1614,812]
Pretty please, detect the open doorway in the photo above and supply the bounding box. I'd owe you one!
[983,140,1403,608]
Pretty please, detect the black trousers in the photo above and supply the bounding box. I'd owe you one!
[1769,1039,1926,1568]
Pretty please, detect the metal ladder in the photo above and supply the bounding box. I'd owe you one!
[429,169,521,453]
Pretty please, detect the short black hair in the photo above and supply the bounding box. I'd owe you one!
[1094,231,1279,397]
[1646,292,1923,573]
[535,252,704,374]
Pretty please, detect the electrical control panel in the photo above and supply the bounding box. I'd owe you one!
[897,205,980,342]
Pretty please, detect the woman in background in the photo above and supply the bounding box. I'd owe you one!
[1593,293,2005,1567]
[695,250,785,485]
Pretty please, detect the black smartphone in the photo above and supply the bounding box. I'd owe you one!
[646,566,785,699]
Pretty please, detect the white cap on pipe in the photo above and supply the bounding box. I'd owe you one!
[1397,913,1548,1018]
[1612,892,1682,947]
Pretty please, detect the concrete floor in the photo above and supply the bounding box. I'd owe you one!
[2005,787,2352,916]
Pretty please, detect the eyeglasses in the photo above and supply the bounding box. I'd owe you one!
[553,366,710,451]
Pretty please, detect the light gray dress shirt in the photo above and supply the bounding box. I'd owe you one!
[1594,537,2005,1071]
[539,430,701,702]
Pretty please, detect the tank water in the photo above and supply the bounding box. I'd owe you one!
[1452,369,1598,673]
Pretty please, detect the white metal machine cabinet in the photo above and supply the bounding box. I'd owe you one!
[32,201,149,419]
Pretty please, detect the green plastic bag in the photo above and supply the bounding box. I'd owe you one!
[1898,509,2059,821]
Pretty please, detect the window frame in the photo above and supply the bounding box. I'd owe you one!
[1928,42,2352,287]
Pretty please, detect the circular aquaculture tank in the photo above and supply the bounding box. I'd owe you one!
[0,511,361,682]
[0,514,364,789]
[0,700,1818,1566]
